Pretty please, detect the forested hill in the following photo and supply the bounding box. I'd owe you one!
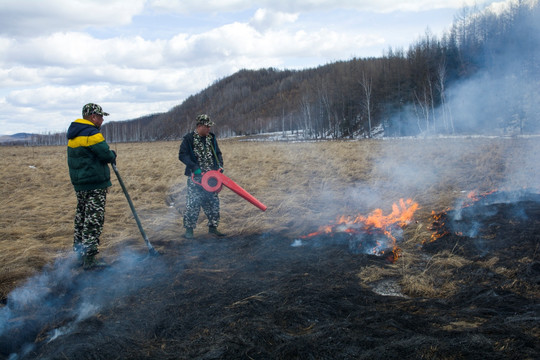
[33,1,540,145]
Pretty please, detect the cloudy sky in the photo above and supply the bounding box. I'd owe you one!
[0,0,504,135]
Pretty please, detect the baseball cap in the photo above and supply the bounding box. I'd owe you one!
[82,103,110,117]
[196,114,215,126]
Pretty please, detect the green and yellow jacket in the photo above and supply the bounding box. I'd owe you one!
[67,119,116,192]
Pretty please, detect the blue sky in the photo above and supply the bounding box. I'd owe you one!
[0,0,505,135]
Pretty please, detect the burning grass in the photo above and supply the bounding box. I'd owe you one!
[1,137,540,359]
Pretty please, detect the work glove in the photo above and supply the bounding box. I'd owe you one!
[194,168,202,175]
[111,150,117,165]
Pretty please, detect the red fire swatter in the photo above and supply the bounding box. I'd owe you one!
[192,169,267,211]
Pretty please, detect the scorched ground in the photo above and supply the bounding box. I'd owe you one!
[1,191,539,359]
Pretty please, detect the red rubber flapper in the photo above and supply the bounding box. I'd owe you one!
[192,170,267,211]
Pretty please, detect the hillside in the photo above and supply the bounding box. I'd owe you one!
[0,133,33,145]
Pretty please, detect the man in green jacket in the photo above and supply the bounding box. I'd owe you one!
[67,103,117,270]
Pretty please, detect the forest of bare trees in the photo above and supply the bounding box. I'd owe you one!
[22,0,540,145]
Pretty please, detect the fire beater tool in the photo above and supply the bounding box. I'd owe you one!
[112,163,160,256]
[192,169,267,211]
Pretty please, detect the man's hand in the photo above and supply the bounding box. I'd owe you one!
[111,150,117,165]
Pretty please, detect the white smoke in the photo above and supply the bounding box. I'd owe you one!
[0,250,165,359]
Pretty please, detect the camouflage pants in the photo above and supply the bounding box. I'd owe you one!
[73,188,107,257]
[183,177,220,229]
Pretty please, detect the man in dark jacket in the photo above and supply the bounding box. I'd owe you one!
[178,114,225,239]
[67,103,117,269]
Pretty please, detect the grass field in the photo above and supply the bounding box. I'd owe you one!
[1,136,539,301]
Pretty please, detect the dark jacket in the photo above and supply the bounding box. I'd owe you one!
[67,119,116,191]
[178,131,223,176]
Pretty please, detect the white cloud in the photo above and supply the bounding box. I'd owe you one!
[0,84,179,135]
[1,33,164,69]
[7,85,112,108]
[148,0,486,14]
[0,0,146,37]
[249,8,298,32]
[485,0,516,14]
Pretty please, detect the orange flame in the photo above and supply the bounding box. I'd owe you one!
[428,210,450,242]
[302,199,419,262]
[467,189,498,202]
[429,189,499,242]
[333,199,418,240]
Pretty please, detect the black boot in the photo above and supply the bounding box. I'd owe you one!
[209,226,226,237]
[184,228,194,239]
[82,254,108,270]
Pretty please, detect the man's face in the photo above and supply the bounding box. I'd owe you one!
[197,124,211,136]
[90,114,104,128]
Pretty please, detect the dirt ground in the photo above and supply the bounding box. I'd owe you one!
[1,190,539,360]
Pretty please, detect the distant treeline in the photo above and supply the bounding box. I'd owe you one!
[26,0,540,145]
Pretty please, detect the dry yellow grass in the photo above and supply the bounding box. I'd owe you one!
[1,136,539,300]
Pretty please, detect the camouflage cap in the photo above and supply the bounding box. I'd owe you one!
[196,114,215,127]
[82,103,110,117]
